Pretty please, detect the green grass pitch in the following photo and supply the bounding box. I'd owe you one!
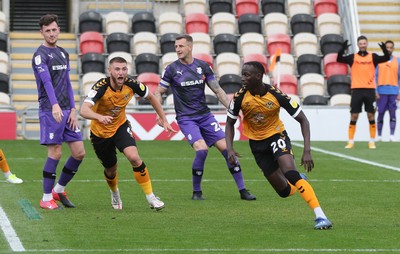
[0,140,399,253]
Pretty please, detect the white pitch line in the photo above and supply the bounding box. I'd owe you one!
[0,206,25,252]
[292,142,400,172]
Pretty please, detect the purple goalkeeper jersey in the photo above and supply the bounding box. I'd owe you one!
[160,58,216,119]
[32,45,73,112]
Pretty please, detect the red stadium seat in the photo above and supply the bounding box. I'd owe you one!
[267,33,291,55]
[185,13,209,34]
[243,53,268,73]
[314,0,338,17]
[194,53,214,68]
[323,53,348,79]
[236,0,259,17]
[137,72,161,93]
[79,31,104,54]
[273,74,298,95]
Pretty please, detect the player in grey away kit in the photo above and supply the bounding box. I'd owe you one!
[155,34,256,201]
[32,14,85,210]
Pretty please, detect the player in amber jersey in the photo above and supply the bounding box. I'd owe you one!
[80,56,176,211]
[225,61,332,229]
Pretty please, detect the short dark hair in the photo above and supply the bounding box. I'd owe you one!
[243,61,265,74]
[109,56,127,65]
[385,40,394,46]
[39,14,59,28]
[357,35,368,42]
[175,34,193,43]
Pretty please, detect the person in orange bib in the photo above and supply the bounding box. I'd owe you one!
[375,40,400,142]
[337,35,390,149]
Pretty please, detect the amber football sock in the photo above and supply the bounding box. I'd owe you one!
[0,149,10,173]
[133,162,153,195]
[369,121,376,139]
[104,171,119,192]
[348,123,356,141]
[295,179,320,209]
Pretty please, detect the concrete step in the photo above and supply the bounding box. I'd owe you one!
[11,73,79,81]
[9,32,75,40]
[11,61,78,74]
[10,53,78,61]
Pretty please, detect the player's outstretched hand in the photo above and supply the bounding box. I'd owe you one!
[342,40,351,51]
[378,41,386,51]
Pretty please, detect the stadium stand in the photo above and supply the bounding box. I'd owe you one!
[135,53,159,75]
[106,32,131,53]
[302,94,328,105]
[158,12,183,35]
[330,94,351,106]
[0,51,9,74]
[240,32,265,56]
[107,52,134,75]
[132,11,156,33]
[293,32,318,58]
[185,13,209,34]
[0,11,7,33]
[313,0,338,17]
[211,12,237,36]
[288,0,312,17]
[137,72,160,94]
[327,74,351,97]
[79,31,104,54]
[0,32,7,52]
[290,13,315,35]
[300,73,325,98]
[215,52,241,76]
[297,54,322,76]
[323,53,348,79]
[238,13,262,34]
[320,33,344,55]
[105,11,130,34]
[81,72,107,96]
[243,53,268,73]
[219,73,242,100]
[161,52,178,71]
[317,13,341,37]
[183,0,207,15]
[160,33,179,54]
[194,53,214,68]
[271,53,295,77]
[81,52,106,74]
[190,32,212,55]
[274,74,298,95]
[267,33,291,55]
[235,0,259,17]
[132,32,158,55]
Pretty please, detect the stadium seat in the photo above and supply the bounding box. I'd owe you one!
[290,13,315,36]
[209,0,233,15]
[132,32,158,55]
[0,91,10,105]
[132,11,156,33]
[261,0,285,15]
[79,11,103,33]
[79,31,104,54]
[0,11,6,33]
[271,53,295,77]
[293,32,318,58]
[194,53,214,68]
[267,33,291,55]
[302,95,328,105]
[263,13,288,36]
[185,13,209,34]
[216,52,241,76]
[238,14,262,34]
[0,51,8,74]
[317,13,341,37]
[273,74,298,95]
[314,0,338,17]
[107,52,134,74]
[135,53,159,75]
[327,74,351,96]
[240,32,265,56]
[82,72,106,96]
[106,32,131,53]
[323,53,348,79]
[137,72,160,94]
[0,73,8,93]
[236,0,259,17]
[191,32,212,55]
[330,93,350,106]
[214,33,238,55]
[219,73,242,94]
[320,34,344,55]
[160,33,178,54]
[243,53,268,73]
[300,73,325,98]
[297,54,322,76]
[0,32,7,52]
[183,0,207,15]
[211,12,236,35]
[158,12,183,35]
[288,0,311,17]
[263,73,271,84]
[161,52,178,70]
[105,11,130,34]
[81,53,106,74]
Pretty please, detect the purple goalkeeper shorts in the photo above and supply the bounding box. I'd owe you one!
[39,110,83,145]
[377,94,398,113]
[177,113,225,147]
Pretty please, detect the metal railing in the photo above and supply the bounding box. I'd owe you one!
[338,0,360,54]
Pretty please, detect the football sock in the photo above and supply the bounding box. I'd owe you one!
[43,157,59,194]
[58,156,81,187]
[0,149,10,173]
[314,207,327,219]
[221,150,245,190]
[377,113,384,136]
[295,179,320,209]
[53,183,65,193]
[104,170,118,192]
[288,181,297,196]
[369,120,376,139]
[42,193,53,202]
[389,110,396,135]
[133,162,152,195]
[348,121,356,141]
[192,150,208,191]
